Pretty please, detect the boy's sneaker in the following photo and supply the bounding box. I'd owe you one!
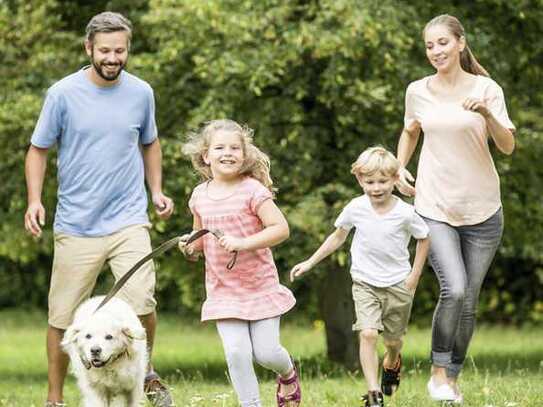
[144,372,175,406]
[380,353,401,396]
[361,391,384,407]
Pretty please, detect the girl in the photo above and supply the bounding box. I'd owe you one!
[179,119,301,407]
[396,15,515,403]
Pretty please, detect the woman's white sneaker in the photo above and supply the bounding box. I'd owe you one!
[427,377,456,401]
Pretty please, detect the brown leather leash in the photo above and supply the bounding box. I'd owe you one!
[95,229,237,312]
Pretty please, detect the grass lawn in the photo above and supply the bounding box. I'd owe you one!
[0,310,542,406]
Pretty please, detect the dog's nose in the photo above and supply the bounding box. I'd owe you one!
[90,346,102,356]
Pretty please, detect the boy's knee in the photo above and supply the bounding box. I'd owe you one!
[359,329,379,343]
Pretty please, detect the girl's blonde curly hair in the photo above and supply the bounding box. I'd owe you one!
[182,119,275,192]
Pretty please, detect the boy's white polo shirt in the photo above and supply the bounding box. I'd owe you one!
[334,194,429,287]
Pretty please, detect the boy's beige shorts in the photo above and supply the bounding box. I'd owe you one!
[48,224,157,329]
[352,279,414,340]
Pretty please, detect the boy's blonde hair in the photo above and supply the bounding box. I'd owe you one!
[182,119,274,192]
[351,146,400,177]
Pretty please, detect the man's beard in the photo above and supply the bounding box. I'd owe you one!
[90,51,127,82]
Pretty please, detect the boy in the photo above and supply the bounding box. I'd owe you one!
[290,146,429,406]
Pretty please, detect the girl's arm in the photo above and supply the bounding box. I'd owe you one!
[405,236,430,293]
[290,227,350,281]
[218,199,289,252]
[396,122,421,197]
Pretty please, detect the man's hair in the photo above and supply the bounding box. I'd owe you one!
[85,12,133,44]
[351,146,400,177]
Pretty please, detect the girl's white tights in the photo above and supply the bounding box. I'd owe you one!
[216,317,293,407]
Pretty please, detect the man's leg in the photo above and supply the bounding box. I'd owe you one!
[47,326,69,404]
[139,311,157,372]
[47,232,107,405]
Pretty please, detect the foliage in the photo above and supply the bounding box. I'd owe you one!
[0,0,542,325]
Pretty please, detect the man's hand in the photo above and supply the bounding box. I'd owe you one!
[25,202,46,238]
[152,192,174,219]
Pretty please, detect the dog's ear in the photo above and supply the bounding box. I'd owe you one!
[121,326,146,341]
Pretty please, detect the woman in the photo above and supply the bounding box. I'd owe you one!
[396,14,515,403]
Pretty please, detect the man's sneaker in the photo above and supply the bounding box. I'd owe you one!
[361,391,384,407]
[380,353,401,396]
[144,372,175,407]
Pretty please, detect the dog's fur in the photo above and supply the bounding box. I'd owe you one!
[62,296,147,407]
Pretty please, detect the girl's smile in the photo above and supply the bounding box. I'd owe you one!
[204,130,245,180]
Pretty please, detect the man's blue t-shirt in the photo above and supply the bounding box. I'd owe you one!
[31,68,157,237]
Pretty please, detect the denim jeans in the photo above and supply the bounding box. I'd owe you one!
[422,208,503,378]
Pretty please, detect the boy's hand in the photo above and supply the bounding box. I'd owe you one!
[290,260,313,282]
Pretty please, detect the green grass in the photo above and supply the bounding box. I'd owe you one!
[1,310,542,406]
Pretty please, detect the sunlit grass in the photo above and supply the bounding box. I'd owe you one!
[1,310,542,406]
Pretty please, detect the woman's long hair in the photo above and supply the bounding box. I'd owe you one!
[424,14,489,77]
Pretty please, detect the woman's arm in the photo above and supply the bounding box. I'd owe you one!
[396,122,422,197]
[462,98,515,155]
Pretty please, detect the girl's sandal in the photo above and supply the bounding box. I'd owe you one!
[276,367,301,406]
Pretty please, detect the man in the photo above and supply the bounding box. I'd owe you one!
[24,12,175,407]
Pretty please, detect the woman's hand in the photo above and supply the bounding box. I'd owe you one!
[396,167,416,197]
[462,97,491,118]
[290,260,313,282]
[218,235,246,252]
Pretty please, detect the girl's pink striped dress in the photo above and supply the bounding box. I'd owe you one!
[189,177,296,321]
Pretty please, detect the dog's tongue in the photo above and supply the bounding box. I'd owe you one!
[91,359,106,368]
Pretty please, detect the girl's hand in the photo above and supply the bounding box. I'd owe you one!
[178,234,200,261]
[396,167,416,197]
[290,260,313,282]
[218,235,246,252]
[462,97,491,118]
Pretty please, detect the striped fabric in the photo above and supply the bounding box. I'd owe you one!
[189,177,296,321]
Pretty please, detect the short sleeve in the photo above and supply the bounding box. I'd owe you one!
[140,85,158,145]
[249,181,273,214]
[188,189,199,216]
[486,82,515,131]
[403,83,417,130]
[334,202,354,231]
[31,90,63,148]
[407,211,429,239]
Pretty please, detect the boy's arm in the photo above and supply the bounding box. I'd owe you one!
[405,236,430,292]
[290,227,350,281]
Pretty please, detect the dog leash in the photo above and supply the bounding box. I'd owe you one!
[95,229,237,312]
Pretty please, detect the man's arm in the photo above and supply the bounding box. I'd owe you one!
[24,145,48,237]
[142,138,174,219]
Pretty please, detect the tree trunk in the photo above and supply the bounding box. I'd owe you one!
[318,267,359,370]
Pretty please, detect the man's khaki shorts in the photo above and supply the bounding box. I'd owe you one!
[48,224,157,329]
[352,279,414,340]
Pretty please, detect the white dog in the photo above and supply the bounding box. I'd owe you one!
[62,296,148,407]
